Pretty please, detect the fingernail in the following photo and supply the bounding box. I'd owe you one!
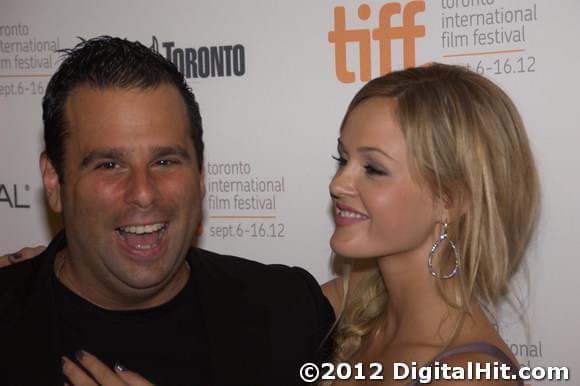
[114,362,127,372]
[75,350,85,361]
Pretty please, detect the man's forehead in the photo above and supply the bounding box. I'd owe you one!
[64,83,188,128]
[73,137,197,158]
[61,83,194,154]
[68,81,178,94]
[65,82,184,106]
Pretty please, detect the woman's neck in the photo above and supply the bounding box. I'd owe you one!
[374,251,467,346]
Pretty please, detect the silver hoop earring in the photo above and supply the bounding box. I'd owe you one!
[428,222,460,280]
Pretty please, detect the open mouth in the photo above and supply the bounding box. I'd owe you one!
[335,204,369,219]
[336,208,368,219]
[115,222,168,251]
[334,203,369,226]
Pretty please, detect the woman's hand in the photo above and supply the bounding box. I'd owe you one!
[0,246,46,268]
[62,350,153,386]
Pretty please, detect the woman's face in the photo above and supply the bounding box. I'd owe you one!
[329,97,440,261]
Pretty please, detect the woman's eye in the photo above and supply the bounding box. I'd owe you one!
[332,154,347,167]
[364,164,387,176]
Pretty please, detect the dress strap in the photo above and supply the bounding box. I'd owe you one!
[434,341,515,365]
[407,342,523,386]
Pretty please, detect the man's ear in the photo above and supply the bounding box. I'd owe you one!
[39,152,63,213]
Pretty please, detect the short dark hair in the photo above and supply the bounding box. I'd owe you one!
[43,35,204,181]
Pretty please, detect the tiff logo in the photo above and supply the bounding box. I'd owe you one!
[328,1,426,83]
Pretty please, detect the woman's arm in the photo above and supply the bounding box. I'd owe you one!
[0,246,46,268]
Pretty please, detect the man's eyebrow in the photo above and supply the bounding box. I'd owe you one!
[151,145,192,161]
[80,148,128,168]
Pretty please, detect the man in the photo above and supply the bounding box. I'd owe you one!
[0,36,333,385]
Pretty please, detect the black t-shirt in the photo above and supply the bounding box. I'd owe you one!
[54,272,211,385]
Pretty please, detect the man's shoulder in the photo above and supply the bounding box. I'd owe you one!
[0,251,53,327]
[0,232,63,295]
[191,248,336,367]
[0,252,48,291]
[0,249,62,383]
[191,247,318,294]
[189,248,332,320]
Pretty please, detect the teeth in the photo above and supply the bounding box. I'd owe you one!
[337,209,366,219]
[135,243,156,250]
[119,223,165,235]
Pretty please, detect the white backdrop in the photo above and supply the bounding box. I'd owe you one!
[1,1,578,382]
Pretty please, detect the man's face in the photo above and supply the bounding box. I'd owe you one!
[42,84,204,308]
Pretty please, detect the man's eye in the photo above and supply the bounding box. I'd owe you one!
[331,155,347,167]
[156,159,179,167]
[96,161,118,169]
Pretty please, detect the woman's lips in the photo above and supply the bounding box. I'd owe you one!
[334,203,369,226]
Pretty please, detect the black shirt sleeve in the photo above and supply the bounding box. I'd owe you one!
[290,266,336,365]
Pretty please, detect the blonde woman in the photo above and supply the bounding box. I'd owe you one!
[322,63,538,385]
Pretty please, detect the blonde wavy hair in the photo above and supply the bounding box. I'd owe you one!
[330,63,540,363]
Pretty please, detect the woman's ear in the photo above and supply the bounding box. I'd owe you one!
[438,191,471,223]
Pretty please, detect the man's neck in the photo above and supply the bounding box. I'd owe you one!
[53,249,190,310]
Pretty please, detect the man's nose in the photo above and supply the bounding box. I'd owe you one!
[125,168,159,209]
